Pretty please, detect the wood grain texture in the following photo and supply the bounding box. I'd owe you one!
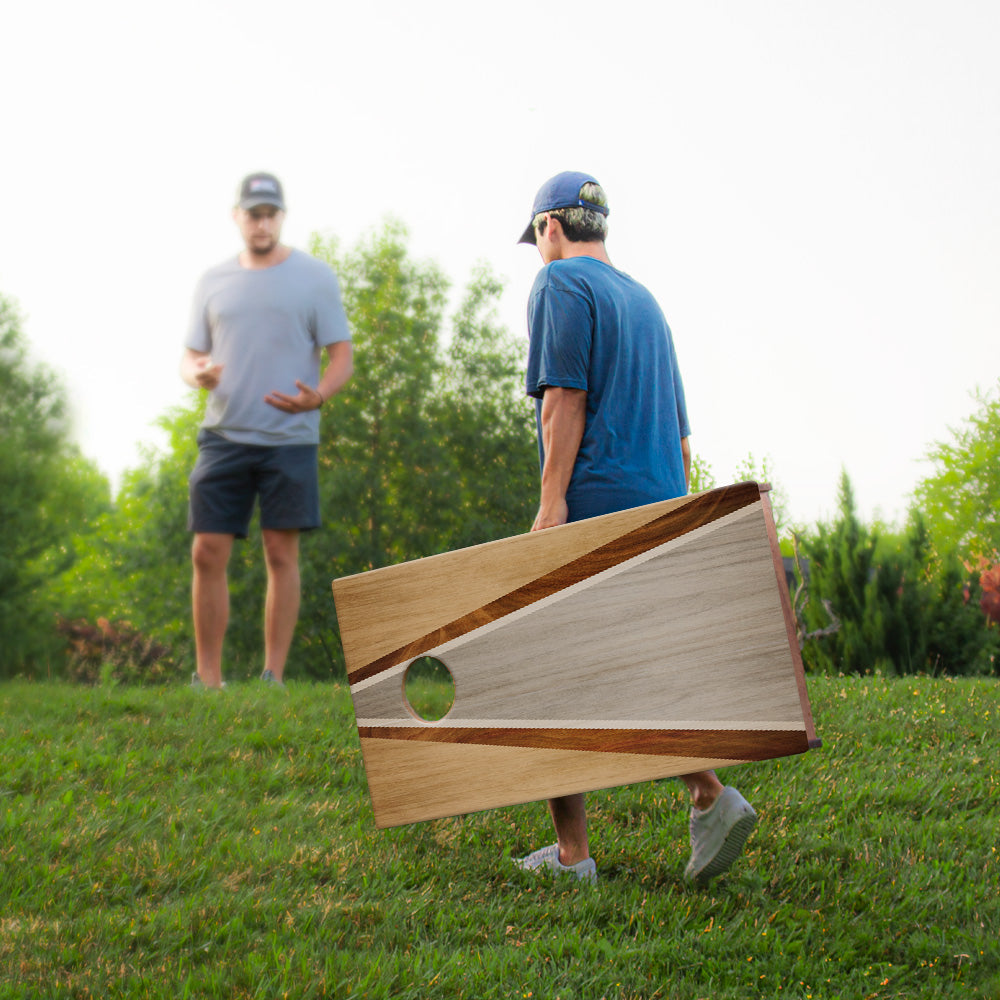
[358,726,809,758]
[337,482,760,685]
[332,483,818,828]
[360,738,758,829]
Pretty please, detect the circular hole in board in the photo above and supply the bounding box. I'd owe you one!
[402,656,456,722]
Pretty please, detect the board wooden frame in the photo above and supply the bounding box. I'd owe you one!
[332,482,818,828]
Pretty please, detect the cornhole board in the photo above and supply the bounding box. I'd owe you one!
[332,482,818,828]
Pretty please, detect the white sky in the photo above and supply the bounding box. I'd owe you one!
[2,0,998,528]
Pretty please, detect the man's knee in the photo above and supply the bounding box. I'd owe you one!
[192,533,232,574]
[262,530,300,574]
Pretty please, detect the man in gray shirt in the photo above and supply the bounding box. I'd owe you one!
[181,172,353,689]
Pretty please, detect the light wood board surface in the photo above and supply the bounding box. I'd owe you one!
[332,482,818,828]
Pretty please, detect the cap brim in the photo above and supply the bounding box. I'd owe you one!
[240,196,285,210]
[517,220,536,245]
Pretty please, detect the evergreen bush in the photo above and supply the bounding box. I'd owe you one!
[797,472,998,676]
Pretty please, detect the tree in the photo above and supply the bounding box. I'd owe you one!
[434,262,539,548]
[913,381,1000,560]
[0,293,112,676]
[797,470,997,676]
[296,226,538,676]
[688,452,788,537]
[55,398,204,659]
[732,453,789,536]
[688,453,717,494]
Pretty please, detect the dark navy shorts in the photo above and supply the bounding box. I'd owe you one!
[187,429,321,538]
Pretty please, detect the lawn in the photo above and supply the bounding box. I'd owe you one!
[0,673,995,999]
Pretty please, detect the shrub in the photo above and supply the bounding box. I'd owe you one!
[797,471,999,676]
[56,617,182,686]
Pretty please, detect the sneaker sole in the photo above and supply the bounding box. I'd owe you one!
[693,811,757,885]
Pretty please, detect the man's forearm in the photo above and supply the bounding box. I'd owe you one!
[317,341,354,403]
[535,386,587,529]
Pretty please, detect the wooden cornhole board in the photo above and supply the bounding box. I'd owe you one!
[332,482,818,828]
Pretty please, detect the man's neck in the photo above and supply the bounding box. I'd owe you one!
[556,240,612,266]
[238,244,292,270]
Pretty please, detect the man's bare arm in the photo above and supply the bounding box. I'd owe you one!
[533,386,587,531]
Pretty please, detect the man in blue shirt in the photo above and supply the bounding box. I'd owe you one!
[515,171,757,885]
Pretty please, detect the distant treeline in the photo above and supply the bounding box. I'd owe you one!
[2,226,998,681]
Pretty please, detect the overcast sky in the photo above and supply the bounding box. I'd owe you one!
[3,0,998,528]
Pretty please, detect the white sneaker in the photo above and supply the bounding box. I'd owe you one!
[190,672,226,690]
[514,843,597,883]
[685,786,757,885]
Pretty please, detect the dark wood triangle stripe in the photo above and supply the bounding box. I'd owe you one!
[347,482,762,685]
[358,725,809,760]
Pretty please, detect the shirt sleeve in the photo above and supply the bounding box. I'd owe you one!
[525,268,592,399]
[669,334,691,439]
[184,275,212,353]
[313,268,352,347]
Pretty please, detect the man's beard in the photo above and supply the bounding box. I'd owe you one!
[249,239,277,256]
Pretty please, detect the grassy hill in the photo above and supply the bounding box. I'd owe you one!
[0,674,995,999]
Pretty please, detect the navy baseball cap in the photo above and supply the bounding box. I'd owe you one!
[517,170,609,244]
[237,172,285,211]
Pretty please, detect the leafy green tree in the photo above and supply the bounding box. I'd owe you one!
[913,381,1000,559]
[733,452,789,535]
[688,452,788,540]
[308,222,454,577]
[0,293,112,676]
[434,262,538,548]
[56,398,204,661]
[296,227,537,676]
[688,453,717,494]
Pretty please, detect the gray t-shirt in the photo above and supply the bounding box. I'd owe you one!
[186,248,351,445]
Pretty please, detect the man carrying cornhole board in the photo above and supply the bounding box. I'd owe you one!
[332,173,818,885]
[512,171,758,883]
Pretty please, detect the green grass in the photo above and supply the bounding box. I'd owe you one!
[0,674,996,1000]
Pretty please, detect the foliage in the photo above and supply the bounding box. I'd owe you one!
[689,452,788,536]
[52,398,205,668]
[733,452,789,535]
[0,675,996,999]
[687,452,717,494]
[297,226,538,677]
[0,293,112,676]
[56,223,538,682]
[797,470,999,676]
[913,381,1000,560]
[57,616,181,685]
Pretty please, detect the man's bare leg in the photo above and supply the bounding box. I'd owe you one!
[548,793,591,865]
[681,769,756,883]
[192,532,234,688]
[261,529,301,683]
[680,770,725,810]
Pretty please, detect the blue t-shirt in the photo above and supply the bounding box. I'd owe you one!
[525,256,690,522]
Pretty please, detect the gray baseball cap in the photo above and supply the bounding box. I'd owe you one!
[237,172,285,210]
